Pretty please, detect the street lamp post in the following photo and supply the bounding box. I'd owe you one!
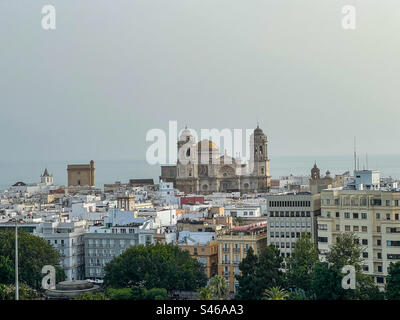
[15,218,19,300]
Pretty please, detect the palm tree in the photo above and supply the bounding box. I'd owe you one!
[262,287,289,300]
[198,286,213,300]
[209,275,229,300]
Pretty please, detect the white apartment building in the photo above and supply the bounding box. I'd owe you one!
[34,220,88,281]
[318,187,400,288]
[84,221,154,280]
[224,206,262,218]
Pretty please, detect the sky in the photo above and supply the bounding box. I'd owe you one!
[1,0,400,165]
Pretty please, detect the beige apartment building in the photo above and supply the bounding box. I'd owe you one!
[318,188,400,288]
[217,223,268,293]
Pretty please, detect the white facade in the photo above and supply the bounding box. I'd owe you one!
[224,206,261,218]
[34,220,88,281]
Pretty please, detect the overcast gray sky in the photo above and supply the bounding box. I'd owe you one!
[1,0,400,163]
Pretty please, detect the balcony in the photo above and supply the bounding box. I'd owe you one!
[221,260,230,265]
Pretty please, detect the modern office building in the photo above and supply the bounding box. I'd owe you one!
[266,192,321,258]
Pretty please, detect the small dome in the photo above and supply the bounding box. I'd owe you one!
[179,127,194,141]
[254,125,264,135]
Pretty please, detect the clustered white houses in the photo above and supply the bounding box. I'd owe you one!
[1,165,399,292]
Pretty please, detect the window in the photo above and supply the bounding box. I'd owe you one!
[377,226,381,232]
[362,226,367,232]
[336,225,340,231]
[362,239,368,245]
[353,226,359,232]
[336,212,340,218]
[386,213,391,221]
[361,213,367,219]
[376,213,380,220]
[362,252,368,258]
[386,200,391,206]
[378,266,382,272]
[376,277,384,284]
[318,237,328,243]
[387,241,400,247]
[345,225,351,231]
[377,239,381,246]
[353,213,359,219]
[345,212,350,219]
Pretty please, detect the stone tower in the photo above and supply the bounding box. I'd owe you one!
[176,128,198,193]
[250,125,270,191]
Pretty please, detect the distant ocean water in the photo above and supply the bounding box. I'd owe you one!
[0,155,399,191]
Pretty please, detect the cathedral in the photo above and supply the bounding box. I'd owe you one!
[160,126,271,194]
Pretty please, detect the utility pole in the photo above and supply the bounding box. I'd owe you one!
[15,218,19,300]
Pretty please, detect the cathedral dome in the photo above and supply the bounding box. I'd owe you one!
[197,139,219,151]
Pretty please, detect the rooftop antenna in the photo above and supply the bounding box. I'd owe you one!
[353,136,357,172]
[366,153,369,170]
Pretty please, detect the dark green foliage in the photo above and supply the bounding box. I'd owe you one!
[74,292,108,300]
[285,233,319,294]
[325,233,364,271]
[0,283,38,300]
[310,262,346,300]
[386,261,400,300]
[105,286,167,300]
[106,287,134,300]
[0,255,14,285]
[144,287,168,300]
[235,245,284,300]
[103,243,206,291]
[0,229,65,289]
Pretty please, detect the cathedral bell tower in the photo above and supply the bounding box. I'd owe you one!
[176,127,198,193]
[250,125,270,191]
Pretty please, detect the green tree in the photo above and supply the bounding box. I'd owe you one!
[262,286,289,300]
[0,229,65,289]
[310,262,345,300]
[74,292,108,300]
[286,233,319,294]
[0,283,38,300]
[323,233,381,300]
[106,288,134,300]
[198,285,213,300]
[354,273,384,300]
[0,255,14,285]
[325,233,364,271]
[236,245,284,300]
[144,288,168,300]
[386,261,400,300]
[208,275,229,300]
[235,247,258,299]
[103,243,206,291]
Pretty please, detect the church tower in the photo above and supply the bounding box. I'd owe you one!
[250,125,270,191]
[41,168,53,185]
[176,127,198,193]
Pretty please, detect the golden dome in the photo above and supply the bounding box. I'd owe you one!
[197,139,219,151]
